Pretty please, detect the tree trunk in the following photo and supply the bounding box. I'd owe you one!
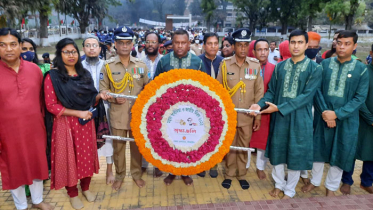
[79,20,89,34]
[308,16,313,32]
[345,14,353,30]
[249,19,256,36]
[98,17,104,29]
[281,21,287,35]
[39,8,50,47]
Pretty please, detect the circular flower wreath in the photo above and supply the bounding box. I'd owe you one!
[131,69,236,175]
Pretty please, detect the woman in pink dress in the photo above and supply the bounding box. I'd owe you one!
[44,38,110,209]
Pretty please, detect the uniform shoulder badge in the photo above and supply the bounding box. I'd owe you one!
[248,57,259,63]
[223,56,232,61]
[135,58,146,64]
[105,58,115,64]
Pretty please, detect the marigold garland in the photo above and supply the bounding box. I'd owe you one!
[131,69,237,175]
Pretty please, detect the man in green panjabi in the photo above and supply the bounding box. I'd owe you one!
[153,29,206,186]
[340,47,373,194]
[249,30,322,199]
[154,29,206,77]
[302,30,369,197]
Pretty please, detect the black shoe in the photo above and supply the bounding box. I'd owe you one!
[239,180,250,190]
[222,179,232,189]
[197,171,206,177]
[209,170,218,178]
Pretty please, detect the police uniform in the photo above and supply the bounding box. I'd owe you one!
[98,30,107,60]
[99,26,150,182]
[216,28,264,188]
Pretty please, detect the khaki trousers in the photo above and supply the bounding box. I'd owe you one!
[225,125,252,180]
[112,128,142,181]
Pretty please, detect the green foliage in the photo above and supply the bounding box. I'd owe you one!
[324,0,366,29]
[200,0,217,29]
[231,0,270,34]
[189,0,203,16]
[54,0,121,33]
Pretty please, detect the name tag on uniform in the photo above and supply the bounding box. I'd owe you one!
[112,72,121,75]
[227,72,235,75]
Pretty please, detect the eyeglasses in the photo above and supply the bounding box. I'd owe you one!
[145,41,158,45]
[22,47,34,51]
[62,50,78,56]
[84,44,99,48]
[0,42,19,49]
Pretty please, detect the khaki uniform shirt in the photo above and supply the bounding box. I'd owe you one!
[190,44,203,56]
[99,55,150,130]
[217,55,264,127]
[106,48,117,60]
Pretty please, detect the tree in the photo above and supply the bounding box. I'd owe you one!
[55,0,120,34]
[324,0,366,30]
[231,0,270,36]
[297,0,330,31]
[189,0,203,16]
[153,0,167,21]
[343,0,366,30]
[269,0,302,34]
[170,0,186,16]
[0,0,27,27]
[201,0,217,31]
[91,0,121,27]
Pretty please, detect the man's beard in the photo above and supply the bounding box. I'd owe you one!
[145,47,159,56]
[85,56,99,65]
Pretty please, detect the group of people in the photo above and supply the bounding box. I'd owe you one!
[0,25,372,210]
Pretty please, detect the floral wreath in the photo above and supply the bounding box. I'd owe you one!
[131,69,236,175]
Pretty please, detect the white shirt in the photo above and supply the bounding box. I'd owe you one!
[268,49,280,65]
[82,58,105,91]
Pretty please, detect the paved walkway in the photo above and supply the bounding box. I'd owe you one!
[0,146,371,209]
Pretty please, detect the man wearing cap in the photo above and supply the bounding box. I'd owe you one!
[249,30,322,199]
[82,36,115,186]
[100,26,150,191]
[42,53,51,64]
[153,29,206,186]
[106,28,115,44]
[98,29,107,60]
[190,36,203,56]
[105,40,116,60]
[163,40,173,54]
[217,28,264,190]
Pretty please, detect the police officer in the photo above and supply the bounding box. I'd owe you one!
[106,28,115,43]
[99,26,150,191]
[216,28,264,190]
[98,29,107,59]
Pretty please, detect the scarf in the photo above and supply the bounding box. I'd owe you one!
[44,69,99,170]
[47,69,98,110]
